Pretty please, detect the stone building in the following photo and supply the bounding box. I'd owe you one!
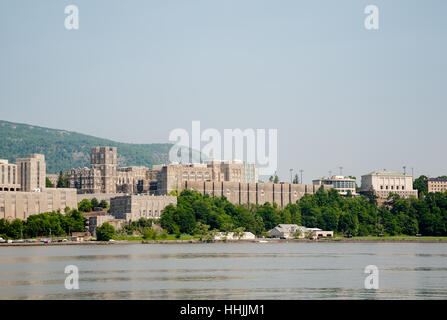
[69,147,158,195]
[0,159,20,191]
[426,177,447,193]
[0,188,77,220]
[361,170,418,199]
[182,181,332,207]
[156,160,259,195]
[109,195,177,221]
[16,154,46,192]
[0,154,78,220]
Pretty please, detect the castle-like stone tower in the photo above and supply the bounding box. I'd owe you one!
[90,146,117,193]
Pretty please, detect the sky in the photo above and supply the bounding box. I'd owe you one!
[1,0,446,183]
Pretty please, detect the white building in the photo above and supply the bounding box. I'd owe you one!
[313,175,357,196]
[268,224,334,239]
[361,170,418,199]
[213,232,256,240]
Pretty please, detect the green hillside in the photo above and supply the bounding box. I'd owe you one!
[0,120,172,173]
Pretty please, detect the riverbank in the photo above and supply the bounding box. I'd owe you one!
[2,236,447,246]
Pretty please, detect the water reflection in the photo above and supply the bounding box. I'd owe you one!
[0,243,446,300]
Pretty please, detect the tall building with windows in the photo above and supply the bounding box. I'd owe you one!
[16,154,46,192]
[90,146,118,193]
[361,170,418,199]
[0,159,20,192]
[313,175,357,196]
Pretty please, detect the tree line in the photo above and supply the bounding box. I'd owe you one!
[0,208,86,240]
[159,187,447,237]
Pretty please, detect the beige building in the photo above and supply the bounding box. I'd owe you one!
[88,214,125,235]
[70,147,158,195]
[109,195,177,221]
[16,154,46,192]
[0,159,20,191]
[426,178,447,193]
[313,175,357,196]
[0,188,78,220]
[157,160,259,195]
[361,170,418,199]
[0,153,79,220]
[69,147,260,197]
[182,181,332,207]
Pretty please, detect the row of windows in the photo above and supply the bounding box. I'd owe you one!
[380,185,405,190]
[182,171,211,181]
[0,165,17,185]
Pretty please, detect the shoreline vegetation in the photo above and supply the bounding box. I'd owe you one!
[2,187,447,243]
[2,236,447,247]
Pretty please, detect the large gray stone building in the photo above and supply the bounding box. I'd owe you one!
[109,195,177,221]
[69,147,259,197]
[0,154,77,220]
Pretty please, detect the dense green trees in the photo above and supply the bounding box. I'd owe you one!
[56,171,69,188]
[160,188,447,237]
[77,198,109,212]
[96,223,115,241]
[413,175,428,196]
[0,209,86,239]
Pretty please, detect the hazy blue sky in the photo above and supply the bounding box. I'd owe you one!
[1,0,446,183]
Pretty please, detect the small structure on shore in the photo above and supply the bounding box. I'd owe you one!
[213,232,256,241]
[268,224,333,239]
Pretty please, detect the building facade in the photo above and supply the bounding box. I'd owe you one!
[109,195,177,221]
[182,181,332,207]
[313,175,357,196]
[70,147,260,197]
[361,170,418,199]
[0,188,77,220]
[16,154,46,192]
[426,177,447,193]
[0,159,20,192]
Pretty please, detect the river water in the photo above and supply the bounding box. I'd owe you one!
[0,242,446,299]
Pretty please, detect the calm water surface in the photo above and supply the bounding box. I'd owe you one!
[0,242,446,299]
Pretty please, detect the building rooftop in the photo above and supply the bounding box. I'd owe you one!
[364,170,409,176]
[426,177,447,182]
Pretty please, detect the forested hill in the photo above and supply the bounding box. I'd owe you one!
[0,120,172,173]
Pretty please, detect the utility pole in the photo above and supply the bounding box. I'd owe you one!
[403,166,406,175]
[290,169,293,184]
[300,169,304,184]
[411,167,414,179]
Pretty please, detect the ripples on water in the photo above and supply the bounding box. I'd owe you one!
[0,243,446,299]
